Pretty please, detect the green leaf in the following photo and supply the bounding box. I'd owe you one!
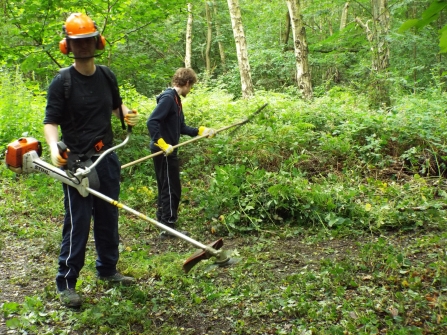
[421,1,447,21]
[440,28,447,53]
[398,19,419,33]
[2,301,20,314]
[399,1,447,32]
[5,317,20,329]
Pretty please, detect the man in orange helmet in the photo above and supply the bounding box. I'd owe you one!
[43,13,139,308]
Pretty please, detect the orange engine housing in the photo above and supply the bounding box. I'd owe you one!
[5,137,42,168]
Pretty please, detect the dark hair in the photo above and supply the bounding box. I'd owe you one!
[172,68,197,87]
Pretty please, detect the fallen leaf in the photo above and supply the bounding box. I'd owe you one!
[349,311,358,319]
[388,307,398,317]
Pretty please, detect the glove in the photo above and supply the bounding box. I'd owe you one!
[49,142,67,167]
[198,126,216,138]
[155,138,174,155]
[124,109,139,126]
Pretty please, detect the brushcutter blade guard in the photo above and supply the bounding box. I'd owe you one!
[183,238,224,273]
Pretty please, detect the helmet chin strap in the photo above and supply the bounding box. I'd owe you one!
[67,51,104,59]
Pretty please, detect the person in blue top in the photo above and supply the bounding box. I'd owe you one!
[147,68,215,239]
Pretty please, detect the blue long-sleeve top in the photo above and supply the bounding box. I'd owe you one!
[147,88,199,152]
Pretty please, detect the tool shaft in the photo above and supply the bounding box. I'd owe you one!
[86,187,219,254]
[122,103,268,169]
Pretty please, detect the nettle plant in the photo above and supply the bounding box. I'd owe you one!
[187,88,447,233]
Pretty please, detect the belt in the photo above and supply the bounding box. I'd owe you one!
[92,149,108,157]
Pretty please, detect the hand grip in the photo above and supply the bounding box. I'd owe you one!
[57,141,68,159]
[127,110,136,134]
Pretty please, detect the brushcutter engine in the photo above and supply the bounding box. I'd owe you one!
[5,137,91,196]
[5,137,42,174]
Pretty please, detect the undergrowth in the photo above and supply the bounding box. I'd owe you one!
[1,68,447,334]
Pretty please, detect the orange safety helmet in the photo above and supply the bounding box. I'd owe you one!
[59,13,106,55]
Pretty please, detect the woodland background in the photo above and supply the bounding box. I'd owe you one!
[0,0,445,102]
[1,0,447,334]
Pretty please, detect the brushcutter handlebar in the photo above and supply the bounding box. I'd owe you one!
[74,133,131,178]
[57,129,133,179]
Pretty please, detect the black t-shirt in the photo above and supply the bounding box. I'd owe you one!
[44,66,122,154]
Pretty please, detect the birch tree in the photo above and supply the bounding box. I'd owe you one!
[205,1,212,74]
[371,0,390,72]
[340,2,350,31]
[213,0,226,72]
[227,0,254,98]
[185,3,193,68]
[286,0,312,99]
[355,0,391,105]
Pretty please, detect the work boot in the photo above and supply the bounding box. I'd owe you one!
[58,288,82,308]
[98,272,135,285]
[159,229,190,240]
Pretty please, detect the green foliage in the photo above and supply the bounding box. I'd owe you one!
[1,65,447,335]
[2,69,447,237]
[0,67,46,148]
[1,0,190,94]
[0,0,445,98]
[399,1,447,53]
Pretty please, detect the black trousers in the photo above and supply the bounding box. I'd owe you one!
[152,153,181,227]
[56,152,121,291]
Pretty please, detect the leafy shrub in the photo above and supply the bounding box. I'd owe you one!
[2,67,447,238]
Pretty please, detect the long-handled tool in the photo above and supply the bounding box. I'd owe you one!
[4,132,240,273]
[121,102,268,169]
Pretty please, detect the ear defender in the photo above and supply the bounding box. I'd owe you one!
[96,35,106,50]
[59,25,69,54]
[59,38,69,54]
[93,22,106,50]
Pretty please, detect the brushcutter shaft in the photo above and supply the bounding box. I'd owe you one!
[86,187,220,255]
[121,122,244,169]
[121,103,268,169]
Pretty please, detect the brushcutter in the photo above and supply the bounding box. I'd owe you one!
[4,128,239,273]
[121,102,268,169]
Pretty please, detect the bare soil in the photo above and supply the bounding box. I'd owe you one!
[1,227,438,334]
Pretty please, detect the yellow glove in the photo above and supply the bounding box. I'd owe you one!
[124,109,139,126]
[155,138,174,155]
[198,126,216,138]
[49,142,67,167]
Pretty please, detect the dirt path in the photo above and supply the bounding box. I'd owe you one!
[0,229,442,334]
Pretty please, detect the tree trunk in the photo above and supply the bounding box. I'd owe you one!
[227,0,254,98]
[371,0,390,72]
[355,0,391,106]
[340,2,349,31]
[213,0,226,72]
[285,0,313,100]
[328,17,333,36]
[205,1,212,75]
[185,3,193,68]
[283,11,291,47]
